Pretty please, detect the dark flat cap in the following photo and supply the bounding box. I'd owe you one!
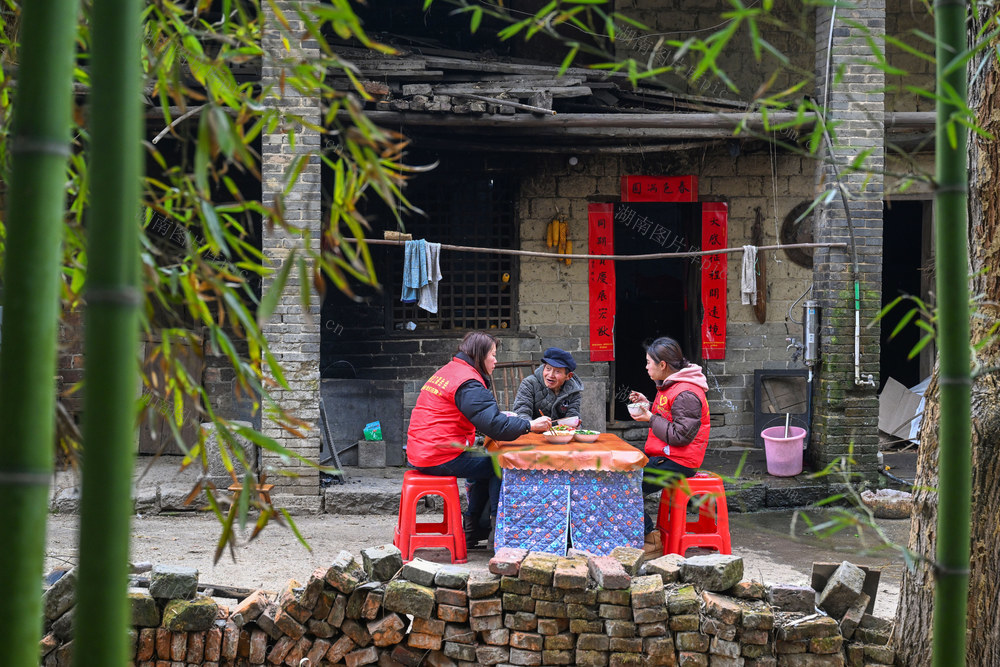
[541,347,577,372]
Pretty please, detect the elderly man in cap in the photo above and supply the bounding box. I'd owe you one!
[512,347,584,423]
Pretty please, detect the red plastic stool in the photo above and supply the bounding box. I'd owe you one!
[393,471,468,564]
[655,471,731,556]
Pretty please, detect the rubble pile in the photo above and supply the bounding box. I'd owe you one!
[40,548,895,666]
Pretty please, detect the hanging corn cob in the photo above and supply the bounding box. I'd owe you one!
[546,218,558,248]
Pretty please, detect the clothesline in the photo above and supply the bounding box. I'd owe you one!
[366,237,846,262]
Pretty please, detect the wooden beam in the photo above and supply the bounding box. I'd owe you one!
[353,110,817,130]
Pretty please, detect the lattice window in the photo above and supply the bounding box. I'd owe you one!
[391,175,517,332]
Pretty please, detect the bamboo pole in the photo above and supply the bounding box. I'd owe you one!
[364,238,846,261]
[931,0,971,664]
[0,1,79,664]
[73,0,143,664]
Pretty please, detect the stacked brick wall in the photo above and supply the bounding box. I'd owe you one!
[260,1,322,502]
[811,2,885,473]
[40,548,897,666]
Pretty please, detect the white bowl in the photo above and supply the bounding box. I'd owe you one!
[627,402,649,417]
[543,432,575,445]
[556,416,581,428]
[573,431,600,443]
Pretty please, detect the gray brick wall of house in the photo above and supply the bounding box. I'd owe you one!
[260,1,322,505]
[322,149,817,451]
[810,1,885,473]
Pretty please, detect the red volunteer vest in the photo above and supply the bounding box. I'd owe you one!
[643,381,710,469]
[407,358,486,467]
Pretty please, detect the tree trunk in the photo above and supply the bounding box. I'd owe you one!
[963,9,1000,661]
[894,6,1000,665]
[895,375,939,666]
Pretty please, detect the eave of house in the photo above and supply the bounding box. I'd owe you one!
[330,44,935,154]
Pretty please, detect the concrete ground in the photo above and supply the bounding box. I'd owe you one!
[44,500,911,619]
[44,447,916,619]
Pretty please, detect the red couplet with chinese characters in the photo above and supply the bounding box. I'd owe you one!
[700,203,728,359]
[588,203,615,362]
[620,175,698,202]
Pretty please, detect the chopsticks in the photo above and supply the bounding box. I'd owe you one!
[539,409,556,436]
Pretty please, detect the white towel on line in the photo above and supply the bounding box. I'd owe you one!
[418,242,442,313]
[741,245,758,306]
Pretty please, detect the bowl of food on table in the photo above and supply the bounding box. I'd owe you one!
[543,424,576,444]
[573,429,600,443]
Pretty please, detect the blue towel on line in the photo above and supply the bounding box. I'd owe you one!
[401,239,428,303]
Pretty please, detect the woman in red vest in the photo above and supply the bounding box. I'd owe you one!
[628,336,711,556]
[407,331,552,548]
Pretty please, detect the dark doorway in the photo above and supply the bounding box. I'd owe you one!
[612,203,700,420]
[880,200,930,390]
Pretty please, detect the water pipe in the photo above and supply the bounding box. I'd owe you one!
[821,6,876,388]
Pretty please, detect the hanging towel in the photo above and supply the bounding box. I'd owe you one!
[418,242,442,313]
[401,239,428,304]
[741,245,758,305]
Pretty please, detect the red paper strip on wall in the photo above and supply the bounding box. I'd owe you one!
[588,203,615,362]
[701,203,728,360]
[620,175,698,202]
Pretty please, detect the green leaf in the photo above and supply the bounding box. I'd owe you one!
[559,44,580,76]
[280,508,312,551]
[257,249,295,326]
[889,308,919,340]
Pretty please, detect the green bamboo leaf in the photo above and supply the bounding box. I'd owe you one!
[280,508,312,551]
[238,469,251,530]
[889,308,919,339]
[298,255,313,312]
[264,348,289,389]
[908,333,935,360]
[213,501,238,564]
[195,113,212,196]
[233,425,319,470]
[200,200,226,257]
[257,249,296,326]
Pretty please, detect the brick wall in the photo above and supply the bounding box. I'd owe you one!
[885,2,935,112]
[259,1,322,503]
[810,1,885,473]
[614,1,816,104]
[322,147,817,451]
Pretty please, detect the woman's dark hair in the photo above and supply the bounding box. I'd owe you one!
[645,336,688,371]
[459,331,499,378]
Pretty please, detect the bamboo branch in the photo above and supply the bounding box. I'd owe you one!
[448,92,557,115]
[151,105,205,144]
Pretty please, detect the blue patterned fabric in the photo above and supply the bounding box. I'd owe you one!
[496,470,570,554]
[569,470,644,555]
[496,469,644,556]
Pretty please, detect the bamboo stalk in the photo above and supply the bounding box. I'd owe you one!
[931,0,971,664]
[73,0,143,664]
[0,1,78,664]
